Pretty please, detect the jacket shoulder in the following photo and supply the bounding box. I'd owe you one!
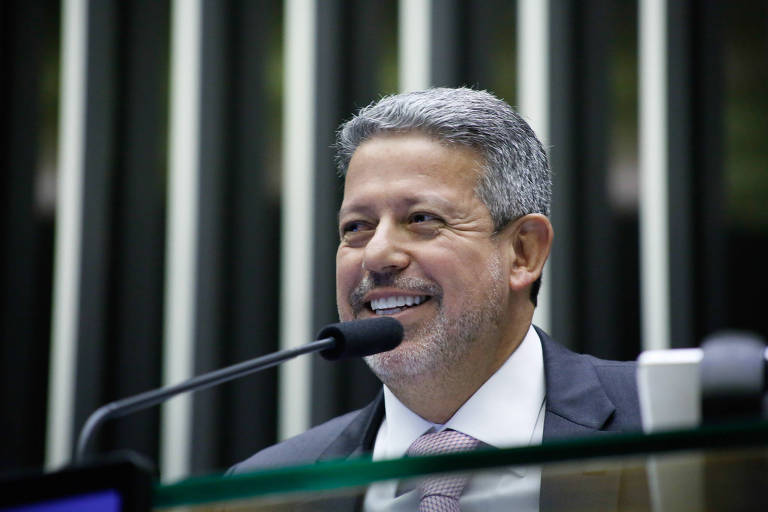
[537,326,641,434]
[583,355,641,430]
[228,409,362,474]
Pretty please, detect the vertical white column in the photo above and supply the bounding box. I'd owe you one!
[639,0,670,350]
[398,0,431,92]
[162,0,202,481]
[518,0,551,333]
[46,0,88,470]
[278,0,316,441]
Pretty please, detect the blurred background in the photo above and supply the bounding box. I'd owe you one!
[0,0,766,482]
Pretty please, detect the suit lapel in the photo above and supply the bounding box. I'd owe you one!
[301,393,383,512]
[538,327,617,439]
[317,391,385,462]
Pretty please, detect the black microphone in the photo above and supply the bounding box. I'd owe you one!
[75,317,403,462]
[318,316,404,360]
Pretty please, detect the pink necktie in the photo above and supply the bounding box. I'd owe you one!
[406,429,481,512]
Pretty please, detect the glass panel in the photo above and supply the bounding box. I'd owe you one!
[155,420,768,511]
[156,445,768,511]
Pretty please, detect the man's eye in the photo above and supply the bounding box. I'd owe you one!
[340,221,367,236]
[411,213,438,223]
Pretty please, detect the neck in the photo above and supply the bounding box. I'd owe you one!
[386,318,532,424]
[387,369,481,424]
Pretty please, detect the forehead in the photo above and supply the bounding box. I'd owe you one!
[342,133,483,198]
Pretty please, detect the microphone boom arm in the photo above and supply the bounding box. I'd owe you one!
[75,337,335,462]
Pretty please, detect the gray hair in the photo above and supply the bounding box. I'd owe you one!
[334,87,551,230]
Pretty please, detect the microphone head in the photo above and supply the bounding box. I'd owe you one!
[318,317,404,361]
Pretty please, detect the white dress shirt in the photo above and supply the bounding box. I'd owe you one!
[364,324,546,511]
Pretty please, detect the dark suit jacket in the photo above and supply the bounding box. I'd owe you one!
[229,328,644,509]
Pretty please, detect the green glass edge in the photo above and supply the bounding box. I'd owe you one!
[154,419,768,507]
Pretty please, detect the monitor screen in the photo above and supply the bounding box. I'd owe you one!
[1,489,121,512]
[0,455,151,512]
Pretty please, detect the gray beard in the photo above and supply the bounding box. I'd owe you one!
[363,253,505,386]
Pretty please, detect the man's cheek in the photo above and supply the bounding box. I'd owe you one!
[336,291,354,321]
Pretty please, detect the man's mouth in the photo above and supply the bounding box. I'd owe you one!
[368,295,430,315]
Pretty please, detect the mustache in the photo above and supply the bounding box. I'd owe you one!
[349,273,442,314]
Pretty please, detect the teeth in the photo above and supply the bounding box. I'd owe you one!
[370,295,427,311]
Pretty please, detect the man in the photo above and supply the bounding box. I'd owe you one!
[231,88,642,508]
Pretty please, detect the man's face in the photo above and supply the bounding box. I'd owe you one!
[336,133,512,385]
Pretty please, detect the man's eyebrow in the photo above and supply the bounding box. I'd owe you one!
[337,204,373,224]
[337,193,460,223]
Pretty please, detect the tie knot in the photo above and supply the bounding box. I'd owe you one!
[404,430,481,511]
[407,429,481,457]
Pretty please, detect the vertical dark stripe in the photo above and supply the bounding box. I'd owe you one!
[578,2,619,359]
[73,0,118,453]
[221,0,280,470]
[310,0,345,426]
[691,0,726,341]
[548,0,577,349]
[549,0,641,359]
[431,0,461,87]
[666,0,694,348]
[550,0,616,357]
[190,0,228,474]
[103,0,170,462]
[345,0,392,104]
[0,0,56,471]
[464,0,502,89]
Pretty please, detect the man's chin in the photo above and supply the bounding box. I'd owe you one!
[364,339,437,385]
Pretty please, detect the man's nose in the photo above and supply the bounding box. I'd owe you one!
[362,221,410,273]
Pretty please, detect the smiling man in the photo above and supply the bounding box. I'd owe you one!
[231,88,642,509]
[337,131,544,427]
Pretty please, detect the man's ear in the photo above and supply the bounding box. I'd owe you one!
[506,214,553,293]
